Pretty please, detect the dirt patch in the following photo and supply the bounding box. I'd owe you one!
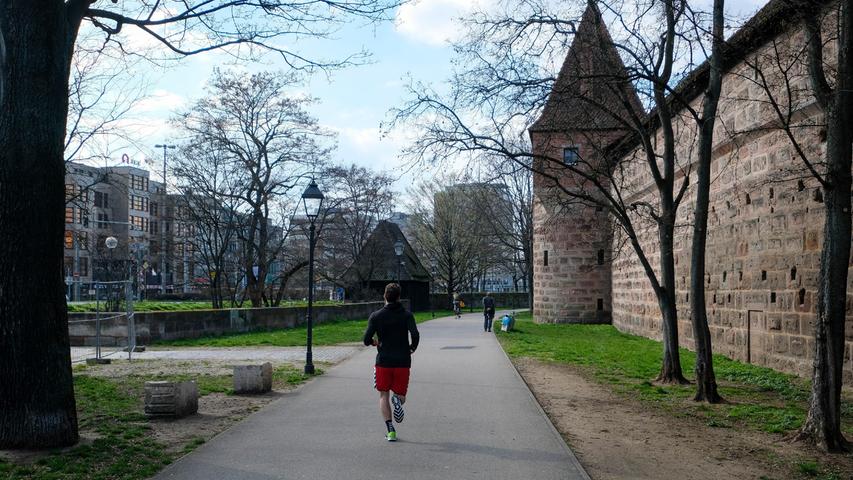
[513,357,853,480]
[80,358,313,455]
[147,391,285,454]
[77,357,318,378]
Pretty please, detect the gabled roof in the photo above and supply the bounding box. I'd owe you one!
[344,221,431,284]
[530,1,644,133]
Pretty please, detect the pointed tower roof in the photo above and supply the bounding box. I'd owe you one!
[344,221,431,284]
[530,1,643,133]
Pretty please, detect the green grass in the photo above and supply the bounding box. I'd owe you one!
[156,310,454,347]
[495,312,853,437]
[0,364,313,479]
[67,300,343,313]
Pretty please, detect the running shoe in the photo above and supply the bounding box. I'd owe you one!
[386,431,397,442]
[391,394,405,423]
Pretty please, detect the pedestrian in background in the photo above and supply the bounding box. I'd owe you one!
[483,293,496,332]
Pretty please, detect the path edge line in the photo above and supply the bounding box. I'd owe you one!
[493,330,593,480]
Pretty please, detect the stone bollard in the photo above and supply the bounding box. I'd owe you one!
[144,381,198,418]
[233,363,273,394]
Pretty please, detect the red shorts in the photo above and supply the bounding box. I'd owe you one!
[374,366,410,396]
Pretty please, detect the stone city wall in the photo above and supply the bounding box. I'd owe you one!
[67,301,399,346]
[608,18,853,382]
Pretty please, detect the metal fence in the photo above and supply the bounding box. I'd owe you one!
[68,280,137,364]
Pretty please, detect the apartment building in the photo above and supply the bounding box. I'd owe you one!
[64,161,197,299]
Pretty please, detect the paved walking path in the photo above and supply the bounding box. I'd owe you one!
[153,311,590,480]
[70,345,360,364]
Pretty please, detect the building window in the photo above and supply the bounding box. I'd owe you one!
[597,249,605,265]
[94,191,109,208]
[65,183,78,201]
[150,202,159,216]
[130,174,149,191]
[65,207,74,224]
[563,146,580,166]
[77,232,88,250]
[64,231,74,249]
[96,213,110,229]
[76,209,89,227]
[150,220,159,235]
[544,250,549,266]
[130,195,149,212]
[129,215,149,232]
[79,258,89,276]
[597,298,604,311]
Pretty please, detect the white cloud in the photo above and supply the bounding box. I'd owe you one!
[395,0,494,46]
[133,89,186,114]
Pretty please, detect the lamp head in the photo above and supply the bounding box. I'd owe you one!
[301,179,324,221]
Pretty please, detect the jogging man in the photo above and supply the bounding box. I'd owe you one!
[363,283,420,442]
[483,293,496,332]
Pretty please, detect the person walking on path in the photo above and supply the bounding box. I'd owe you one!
[482,293,496,332]
[363,283,420,442]
[453,292,464,318]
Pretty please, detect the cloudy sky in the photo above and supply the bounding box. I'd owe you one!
[87,0,770,194]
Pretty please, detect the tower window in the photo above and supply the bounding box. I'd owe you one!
[544,250,549,266]
[597,249,605,265]
[563,146,580,166]
[597,298,604,311]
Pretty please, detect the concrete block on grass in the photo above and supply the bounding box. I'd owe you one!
[234,363,273,394]
[144,381,198,417]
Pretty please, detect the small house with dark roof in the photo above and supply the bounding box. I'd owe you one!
[343,220,431,311]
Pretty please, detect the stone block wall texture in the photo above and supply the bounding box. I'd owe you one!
[532,2,853,381]
[530,130,625,324]
[607,18,853,383]
[67,301,397,346]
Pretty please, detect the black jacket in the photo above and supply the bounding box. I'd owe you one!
[483,296,495,311]
[362,302,420,368]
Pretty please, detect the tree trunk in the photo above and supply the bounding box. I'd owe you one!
[0,2,79,448]
[798,104,851,452]
[247,264,265,307]
[656,214,688,384]
[689,0,724,403]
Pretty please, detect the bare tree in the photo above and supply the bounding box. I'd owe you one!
[65,30,147,164]
[176,69,332,307]
[0,0,401,448]
[468,158,534,304]
[407,173,500,301]
[317,164,395,285]
[740,0,851,452]
[389,0,725,383]
[688,0,725,403]
[172,144,242,308]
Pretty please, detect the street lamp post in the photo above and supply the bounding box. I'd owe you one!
[154,143,176,296]
[301,179,324,375]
